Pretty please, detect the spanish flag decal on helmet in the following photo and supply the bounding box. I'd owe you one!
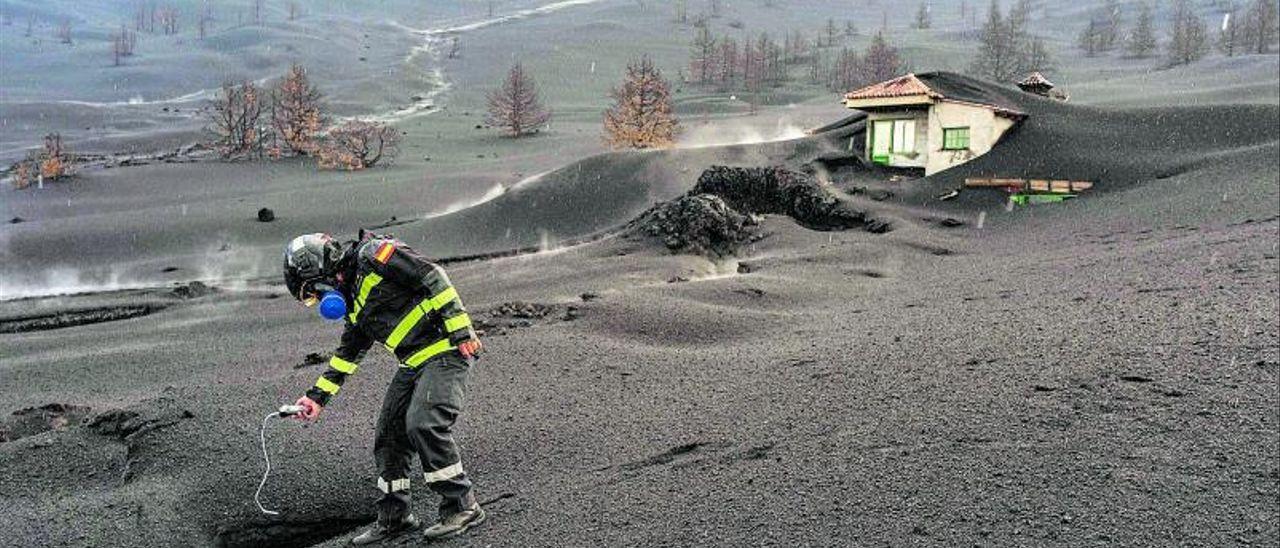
[374,242,395,264]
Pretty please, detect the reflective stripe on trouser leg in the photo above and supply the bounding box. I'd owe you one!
[406,352,475,516]
[377,477,411,493]
[424,462,464,483]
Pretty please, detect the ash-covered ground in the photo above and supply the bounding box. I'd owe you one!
[2,1,1279,547]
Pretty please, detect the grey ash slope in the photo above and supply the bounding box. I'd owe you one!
[0,73,1277,547]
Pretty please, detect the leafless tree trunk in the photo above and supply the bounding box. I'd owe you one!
[209,81,265,158]
[915,3,932,29]
[486,62,552,137]
[690,26,718,84]
[1168,0,1209,65]
[57,20,72,44]
[1241,0,1279,54]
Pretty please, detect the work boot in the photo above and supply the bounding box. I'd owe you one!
[351,514,422,546]
[423,504,486,541]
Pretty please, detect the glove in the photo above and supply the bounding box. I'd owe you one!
[458,339,483,359]
[294,396,322,421]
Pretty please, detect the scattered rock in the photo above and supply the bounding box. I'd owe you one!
[737,262,755,274]
[295,352,331,369]
[0,305,164,334]
[1120,374,1154,383]
[561,306,581,321]
[1033,384,1058,392]
[668,276,690,284]
[171,281,217,299]
[87,405,194,442]
[9,217,24,224]
[0,403,92,443]
[256,208,275,223]
[580,292,599,302]
[160,266,180,273]
[490,301,556,319]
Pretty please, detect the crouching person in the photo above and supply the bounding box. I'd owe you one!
[282,232,486,545]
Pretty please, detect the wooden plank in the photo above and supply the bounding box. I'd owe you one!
[1050,180,1072,193]
[965,177,1026,187]
[1071,181,1094,191]
[1029,180,1050,192]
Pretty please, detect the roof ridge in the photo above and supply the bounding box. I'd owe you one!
[843,73,942,101]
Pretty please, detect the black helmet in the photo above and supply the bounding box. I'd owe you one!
[283,233,342,303]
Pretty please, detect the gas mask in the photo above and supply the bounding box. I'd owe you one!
[301,282,347,322]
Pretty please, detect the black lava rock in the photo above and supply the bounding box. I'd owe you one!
[257,208,275,222]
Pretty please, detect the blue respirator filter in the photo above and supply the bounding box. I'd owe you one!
[318,291,348,321]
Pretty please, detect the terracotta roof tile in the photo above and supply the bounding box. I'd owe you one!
[843,73,939,101]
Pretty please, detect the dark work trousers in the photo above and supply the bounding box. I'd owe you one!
[373,351,475,525]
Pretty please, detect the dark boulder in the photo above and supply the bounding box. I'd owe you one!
[627,194,759,259]
[693,166,873,232]
[257,208,275,222]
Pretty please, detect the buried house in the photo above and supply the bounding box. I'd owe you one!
[843,72,1027,176]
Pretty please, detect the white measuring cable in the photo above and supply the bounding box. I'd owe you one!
[256,405,304,515]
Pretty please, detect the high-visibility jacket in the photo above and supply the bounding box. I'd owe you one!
[305,237,477,407]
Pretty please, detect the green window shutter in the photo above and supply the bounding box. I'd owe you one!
[943,127,970,151]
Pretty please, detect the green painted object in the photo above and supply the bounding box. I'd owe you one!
[1011,193,1077,205]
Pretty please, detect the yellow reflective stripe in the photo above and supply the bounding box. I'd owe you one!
[385,301,429,350]
[329,356,359,375]
[444,313,472,333]
[315,377,341,395]
[403,338,454,368]
[428,286,458,310]
[350,273,383,321]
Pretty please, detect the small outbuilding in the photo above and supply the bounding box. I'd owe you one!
[843,72,1027,176]
[1017,71,1055,96]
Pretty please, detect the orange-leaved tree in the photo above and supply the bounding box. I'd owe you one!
[270,63,326,156]
[317,120,399,170]
[603,56,679,149]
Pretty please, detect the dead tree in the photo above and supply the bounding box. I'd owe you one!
[289,1,299,21]
[111,30,126,65]
[9,135,72,188]
[486,62,552,137]
[448,36,461,59]
[1242,0,1280,54]
[199,5,212,40]
[157,6,179,35]
[270,64,326,155]
[915,3,932,29]
[57,20,72,44]
[318,121,400,170]
[603,56,678,149]
[1127,1,1158,58]
[209,80,265,158]
[863,31,904,84]
[254,0,263,24]
[689,25,718,84]
[39,134,71,180]
[1168,0,1208,65]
